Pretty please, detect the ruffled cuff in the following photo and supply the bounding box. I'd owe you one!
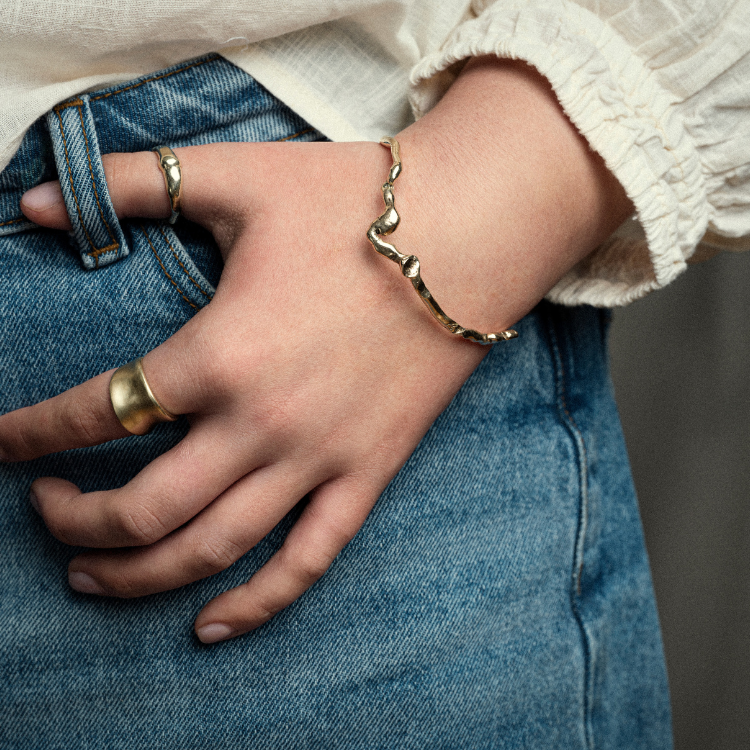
[409,0,708,307]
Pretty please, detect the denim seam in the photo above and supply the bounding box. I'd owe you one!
[0,217,24,227]
[139,224,199,310]
[78,105,119,259]
[53,107,119,265]
[546,313,594,750]
[157,225,214,300]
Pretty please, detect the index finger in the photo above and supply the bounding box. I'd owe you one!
[0,370,129,462]
[0,339,199,462]
[20,145,247,236]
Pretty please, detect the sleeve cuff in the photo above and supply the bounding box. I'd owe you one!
[408,0,709,307]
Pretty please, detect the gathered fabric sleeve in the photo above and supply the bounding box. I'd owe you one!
[408,0,750,306]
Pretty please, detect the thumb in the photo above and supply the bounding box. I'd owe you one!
[19,145,235,232]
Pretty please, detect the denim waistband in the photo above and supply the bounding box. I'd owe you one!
[0,54,322,269]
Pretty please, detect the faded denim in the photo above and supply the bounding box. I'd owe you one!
[0,55,672,748]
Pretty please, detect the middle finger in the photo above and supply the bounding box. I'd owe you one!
[32,416,259,548]
[66,461,319,597]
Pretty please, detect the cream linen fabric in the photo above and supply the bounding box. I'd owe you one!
[2,1,749,305]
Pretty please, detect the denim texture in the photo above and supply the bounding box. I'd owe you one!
[0,55,671,748]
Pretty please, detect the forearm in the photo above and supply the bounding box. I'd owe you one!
[393,56,634,334]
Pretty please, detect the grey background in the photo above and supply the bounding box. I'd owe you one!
[609,250,750,750]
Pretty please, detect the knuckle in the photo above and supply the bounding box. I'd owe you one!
[251,393,296,437]
[202,344,249,396]
[251,599,281,626]
[195,537,243,576]
[112,503,167,546]
[290,547,334,587]
[101,569,140,598]
[102,152,146,217]
[0,404,55,461]
[63,403,108,446]
[101,152,125,196]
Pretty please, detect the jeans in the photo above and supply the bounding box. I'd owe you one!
[0,54,671,749]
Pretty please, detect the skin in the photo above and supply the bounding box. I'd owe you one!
[0,57,633,644]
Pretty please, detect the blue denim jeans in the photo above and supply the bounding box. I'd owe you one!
[0,55,671,749]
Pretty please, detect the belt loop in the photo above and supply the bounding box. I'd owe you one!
[47,94,130,269]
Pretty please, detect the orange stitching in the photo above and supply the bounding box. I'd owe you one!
[0,217,25,227]
[48,57,312,272]
[85,242,119,259]
[276,127,313,143]
[140,224,198,310]
[54,106,120,267]
[90,56,219,103]
[78,105,118,257]
[55,102,120,268]
[157,225,213,300]
[53,98,85,112]
[54,108,102,264]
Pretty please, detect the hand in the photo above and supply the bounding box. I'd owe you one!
[0,58,632,643]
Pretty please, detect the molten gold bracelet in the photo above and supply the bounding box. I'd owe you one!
[367,137,518,346]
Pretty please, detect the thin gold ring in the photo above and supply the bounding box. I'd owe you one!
[109,358,178,436]
[152,145,182,224]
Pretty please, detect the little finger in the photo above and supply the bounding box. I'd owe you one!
[193,474,378,643]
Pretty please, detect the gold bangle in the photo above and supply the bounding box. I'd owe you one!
[366,137,518,346]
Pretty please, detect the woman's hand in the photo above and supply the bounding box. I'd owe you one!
[0,58,632,643]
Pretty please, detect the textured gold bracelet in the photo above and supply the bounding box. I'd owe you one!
[367,137,518,346]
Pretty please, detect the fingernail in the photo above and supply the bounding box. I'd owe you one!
[21,181,62,211]
[69,571,105,595]
[28,489,40,514]
[196,623,236,644]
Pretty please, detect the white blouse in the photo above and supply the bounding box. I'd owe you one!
[2,0,749,306]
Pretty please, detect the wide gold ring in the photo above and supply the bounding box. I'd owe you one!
[152,145,182,224]
[109,358,178,436]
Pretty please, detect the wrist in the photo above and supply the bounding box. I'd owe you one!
[390,56,632,333]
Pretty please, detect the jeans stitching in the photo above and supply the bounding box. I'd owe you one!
[139,224,198,310]
[157,225,213,301]
[546,311,593,750]
[78,105,119,259]
[0,218,24,227]
[276,128,314,142]
[53,107,119,267]
[53,97,85,111]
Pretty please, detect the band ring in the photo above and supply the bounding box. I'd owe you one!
[152,145,182,224]
[109,358,178,436]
